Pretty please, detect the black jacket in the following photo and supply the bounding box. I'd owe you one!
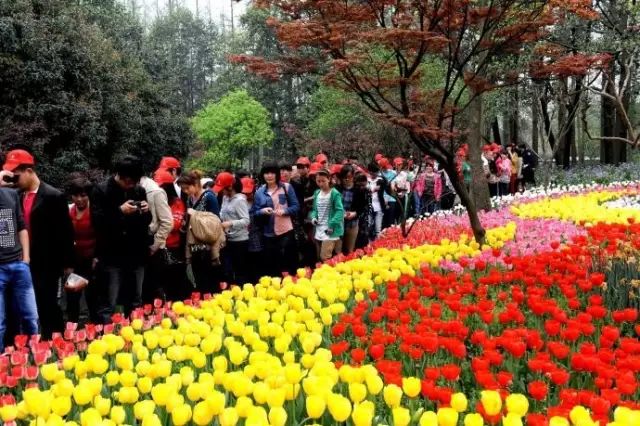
[337,184,367,216]
[91,177,151,267]
[26,182,75,278]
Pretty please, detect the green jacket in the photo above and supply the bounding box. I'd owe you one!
[310,188,345,238]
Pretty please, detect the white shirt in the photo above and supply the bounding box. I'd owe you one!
[368,177,382,213]
[314,191,338,241]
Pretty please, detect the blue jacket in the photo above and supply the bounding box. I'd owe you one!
[250,183,300,237]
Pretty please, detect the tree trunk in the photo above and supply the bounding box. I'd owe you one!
[601,64,618,163]
[531,90,539,153]
[491,117,502,146]
[556,80,567,167]
[443,160,486,245]
[509,85,519,145]
[540,89,556,157]
[469,93,491,212]
[614,56,630,163]
[501,113,510,147]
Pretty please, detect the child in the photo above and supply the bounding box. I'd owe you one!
[310,169,344,262]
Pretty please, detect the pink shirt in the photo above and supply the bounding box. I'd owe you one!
[268,184,293,236]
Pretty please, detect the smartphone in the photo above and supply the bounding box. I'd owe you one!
[132,201,143,210]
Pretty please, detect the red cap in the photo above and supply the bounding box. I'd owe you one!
[3,149,34,171]
[309,162,322,175]
[213,172,235,193]
[330,164,343,175]
[393,157,404,166]
[315,153,328,164]
[374,153,384,162]
[159,156,181,169]
[153,168,174,185]
[296,157,311,166]
[240,177,255,194]
[378,158,390,170]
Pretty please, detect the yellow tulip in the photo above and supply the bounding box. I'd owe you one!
[192,401,214,426]
[141,413,162,426]
[205,390,226,415]
[549,417,570,426]
[110,406,126,424]
[80,407,102,426]
[352,401,375,426]
[137,377,153,394]
[349,382,368,403]
[464,412,484,426]
[437,407,459,426]
[327,393,352,422]
[306,394,326,419]
[115,353,134,371]
[235,395,254,418]
[0,404,17,422]
[219,407,239,426]
[268,406,287,426]
[505,394,529,417]
[401,377,421,398]
[284,363,303,384]
[93,395,111,416]
[41,363,59,382]
[393,406,411,426]
[365,374,383,395]
[502,412,523,426]
[480,390,502,416]
[151,383,173,406]
[419,411,438,426]
[451,392,468,413]
[72,384,93,406]
[105,371,119,387]
[383,384,403,408]
[171,403,192,426]
[570,406,591,425]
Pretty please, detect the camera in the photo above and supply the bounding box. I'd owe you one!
[2,174,19,184]
[132,201,143,209]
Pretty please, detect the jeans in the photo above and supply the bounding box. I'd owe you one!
[222,240,249,286]
[369,211,383,241]
[99,265,144,324]
[0,261,38,351]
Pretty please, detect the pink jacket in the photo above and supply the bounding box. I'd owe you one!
[414,172,442,200]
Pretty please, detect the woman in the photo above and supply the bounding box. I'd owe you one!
[336,165,366,254]
[216,172,250,286]
[366,162,386,241]
[67,178,98,324]
[244,177,263,283]
[497,151,512,197]
[177,170,223,294]
[154,169,187,302]
[310,169,344,261]
[250,162,300,277]
[354,173,372,249]
[415,162,442,215]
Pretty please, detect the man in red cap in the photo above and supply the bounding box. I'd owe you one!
[158,156,185,204]
[1,149,74,339]
[315,152,329,167]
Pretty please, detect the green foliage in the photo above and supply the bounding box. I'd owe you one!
[0,0,192,187]
[190,90,274,171]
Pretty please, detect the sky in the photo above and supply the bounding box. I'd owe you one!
[133,0,248,28]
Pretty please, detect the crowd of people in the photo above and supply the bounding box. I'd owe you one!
[0,143,537,349]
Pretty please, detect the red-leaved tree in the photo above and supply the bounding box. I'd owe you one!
[232,0,599,243]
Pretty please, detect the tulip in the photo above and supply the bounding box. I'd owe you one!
[383,384,403,408]
[352,401,375,426]
[0,405,17,422]
[464,412,484,426]
[306,394,326,419]
[268,406,287,426]
[437,407,459,426]
[171,403,192,426]
[502,412,523,426]
[393,407,411,426]
[365,373,383,395]
[134,400,155,420]
[480,390,502,416]
[205,390,226,415]
[450,392,468,412]
[401,377,421,398]
[327,393,352,422]
[110,406,126,424]
[549,416,570,426]
[419,411,438,426]
[219,407,239,426]
[80,407,102,426]
[192,401,214,426]
[349,383,368,403]
[505,394,529,417]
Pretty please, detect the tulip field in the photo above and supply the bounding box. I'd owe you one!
[3,185,640,426]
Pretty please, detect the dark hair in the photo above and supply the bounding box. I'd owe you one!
[68,177,93,196]
[367,162,380,174]
[316,168,331,179]
[279,162,293,172]
[14,164,35,173]
[354,173,368,185]
[338,164,355,180]
[161,182,178,203]
[236,170,250,179]
[177,170,203,187]
[166,167,182,176]
[114,155,143,182]
[260,162,281,184]
[231,175,243,194]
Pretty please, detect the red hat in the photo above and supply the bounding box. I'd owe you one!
[213,172,235,193]
[295,157,311,166]
[393,157,404,166]
[159,156,181,169]
[330,164,343,175]
[3,149,34,171]
[240,177,255,194]
[315,153,328,164]
[374,153,384,162]
[309,162,322,175]
[153,168,174,185]
[378,158,391,170]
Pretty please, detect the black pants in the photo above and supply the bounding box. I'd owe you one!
[247,250,265,284]
[263,231,298,277]
[191,250,223,295]
[222,240,249,286]
[440,192,455,210]
[65,258,99,325]
[32,270,64,339]
[489,183,499,197]
[164,248,189,302]
[499,182,509,197]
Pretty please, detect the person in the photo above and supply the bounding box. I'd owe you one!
[484,147,499,197]
[158,156,187,204]
[67,178,98,324]
[315,153,329,168]
[366,162,386,240]
[439,166,456,210]
[520,144,537,188]
[140,174,173,302]
[279,163,292,184]
[0,174,37,351]
[291,157,316,268]
[497,151,512,197]
[354,173,372,249]
[216,172,250,286]
[2,149,74,338]
[336,165,366,255]
[507,145,521,195]
[244,177,263,283]
[91,155,151,323]
[154,169,187,302]
[379,158,397,228]
[415,162,442,214]
[310,169,344,261]
[251,162,300,277]
[177,170,223,294]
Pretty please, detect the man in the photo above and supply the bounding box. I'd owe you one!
[2,149,74,339]
[92,155,151,323]
[140,174,173,302]
[158,156,186,203]
[0,170,38,350]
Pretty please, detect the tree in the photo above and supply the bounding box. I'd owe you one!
[0,0,192,186]
[233,0,598,243]
[190,90,274,171]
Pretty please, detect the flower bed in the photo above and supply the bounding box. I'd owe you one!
[1,186,640,426]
